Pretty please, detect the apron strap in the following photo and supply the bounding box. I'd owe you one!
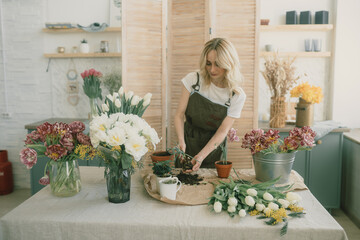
[191,72,200,92]
[225,91,235,107]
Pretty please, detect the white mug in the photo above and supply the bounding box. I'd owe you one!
[159,177,182,200]
[156,175,172,193]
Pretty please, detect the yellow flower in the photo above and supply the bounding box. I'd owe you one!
[270,208,287,225]
[249,209,260,216]
[290,82,323,104]
[289,205,304,213]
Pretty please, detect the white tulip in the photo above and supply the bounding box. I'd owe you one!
[125,91,134,100]
[245,196,255,207]
[115,99,121,108]
[118,87,124,96]
[246,188,257,197]
[239,209,246,217]
[102,103,109,112]
[106,94,114,102]
[256,203,265,212]
[113,92,119,99]
[278,199,290,208]
[143,93,152,101]
[227,205,236,213]
[131,95,140,106]
[286,192,302,203]
[143,98,151,107]
[268,202,279,211]
[227,197,238,206]
[214,201,222,213]
[263,192,274,201]
[263,207,271,215]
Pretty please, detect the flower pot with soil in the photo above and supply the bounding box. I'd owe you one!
[150,150,174,165]
[215,161,233,178]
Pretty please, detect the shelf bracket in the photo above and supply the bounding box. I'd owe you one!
[46,58,52,72]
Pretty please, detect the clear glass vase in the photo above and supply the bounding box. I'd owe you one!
[89,97,98,120]
[105,165,131,203]
[49,159,81,197]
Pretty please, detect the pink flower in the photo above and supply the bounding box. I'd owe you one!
[60,132,74,151]
[25,130,42,144]
[89,68,95,75]
[20,148,38,169]
[227,128,240,142]
[77,132,91,145]
[36,122,53,141]
[69,121,85,134]
[45,144,68,161]
[53,122,70,136]
[39,174,50,185]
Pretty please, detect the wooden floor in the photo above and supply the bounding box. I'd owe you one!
[0,189,359,239]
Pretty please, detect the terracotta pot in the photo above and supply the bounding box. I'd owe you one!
[215,161,233,178]
[150,151,175,166]
[0,150,8,163]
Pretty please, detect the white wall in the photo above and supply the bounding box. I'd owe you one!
[0,0,120,189]
[259,0,334,122]
[332,0,360,128]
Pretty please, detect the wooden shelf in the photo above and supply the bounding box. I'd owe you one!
[260,51,331,58]
[260,24,333,32]
[44,53,122,58]
[42,27,121,33]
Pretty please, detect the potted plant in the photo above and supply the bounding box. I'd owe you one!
[79,39,90,53]
[150,150,174,165]
[102,69,122,94]
[215,128,240,178]
[151,159,173,193]
[241,126,316,184]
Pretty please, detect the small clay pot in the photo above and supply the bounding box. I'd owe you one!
[0,150,8,163]
[150,151,174,164]
[215,161,233,178]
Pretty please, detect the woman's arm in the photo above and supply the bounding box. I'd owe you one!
[174,85,191,152]
[191,116,236,171]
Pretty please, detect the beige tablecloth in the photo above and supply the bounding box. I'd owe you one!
[0,167,348,240]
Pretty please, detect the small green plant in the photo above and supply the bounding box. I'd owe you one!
[151,160,173,177]
[102,70,122,94]
[81,39,88,44]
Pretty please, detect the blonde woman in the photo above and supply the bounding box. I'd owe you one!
[174,38,246,172]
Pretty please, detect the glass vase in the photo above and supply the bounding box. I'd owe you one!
[49,159,81,197]
[89,97,98,120]
[105,165,131,203]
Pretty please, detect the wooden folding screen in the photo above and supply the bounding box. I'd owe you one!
[167,0,209,148]
[122,0,166,149]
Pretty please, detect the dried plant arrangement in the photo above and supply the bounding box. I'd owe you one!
[261,53,300,98]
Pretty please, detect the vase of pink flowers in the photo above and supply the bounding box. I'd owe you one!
[20,121,98,197]
[241,126,316,184]
[81,68,103,120]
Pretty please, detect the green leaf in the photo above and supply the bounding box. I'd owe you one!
[280,221,288,236]
[121,152,133,169]
[213,194,226,202]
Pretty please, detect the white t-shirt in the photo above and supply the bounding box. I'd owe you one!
[181,72,246,118]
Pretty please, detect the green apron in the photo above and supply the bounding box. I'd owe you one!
[176,72,233,168]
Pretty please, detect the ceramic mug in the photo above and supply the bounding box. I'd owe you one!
[265,44,273,52]
[313,39,322,52]
[156,175,172,193]
[304,39,313,52]
[159,177,182,200]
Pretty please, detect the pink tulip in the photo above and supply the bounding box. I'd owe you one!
[20,148,38,169]
[39,174,50,185]
[89,68,95,75]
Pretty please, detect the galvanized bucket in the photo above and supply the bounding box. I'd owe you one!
[252,152,297,184]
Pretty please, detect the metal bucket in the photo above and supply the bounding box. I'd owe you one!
[252,152,297,184]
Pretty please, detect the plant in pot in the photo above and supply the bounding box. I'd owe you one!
[241,126,316,184]
[151,160,173,193]
[102,69,122,94]
[150,150,175,166]
[215,128,240,178]
[79,39,90,53]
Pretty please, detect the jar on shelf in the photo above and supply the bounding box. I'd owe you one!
[100,41,109,53]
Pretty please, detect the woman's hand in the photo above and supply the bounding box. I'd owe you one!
[184,155,203,173]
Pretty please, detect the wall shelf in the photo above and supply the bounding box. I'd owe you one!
[260,51,331,58]
[260,24,333,32]
[43,53,122,58]
[42,27,121,33]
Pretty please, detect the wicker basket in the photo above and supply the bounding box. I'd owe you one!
[270,97,286,128]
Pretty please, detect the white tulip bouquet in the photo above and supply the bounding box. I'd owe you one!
[209,175,305,236]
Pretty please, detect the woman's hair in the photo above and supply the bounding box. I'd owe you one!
[199,38,244,94]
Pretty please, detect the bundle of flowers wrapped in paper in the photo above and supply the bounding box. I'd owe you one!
[290,82,323,104]
[99,86,152,117]
[90,112,160,171]
[209,176,305,236]
[241,126,316,155]
[20,121,97,195]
